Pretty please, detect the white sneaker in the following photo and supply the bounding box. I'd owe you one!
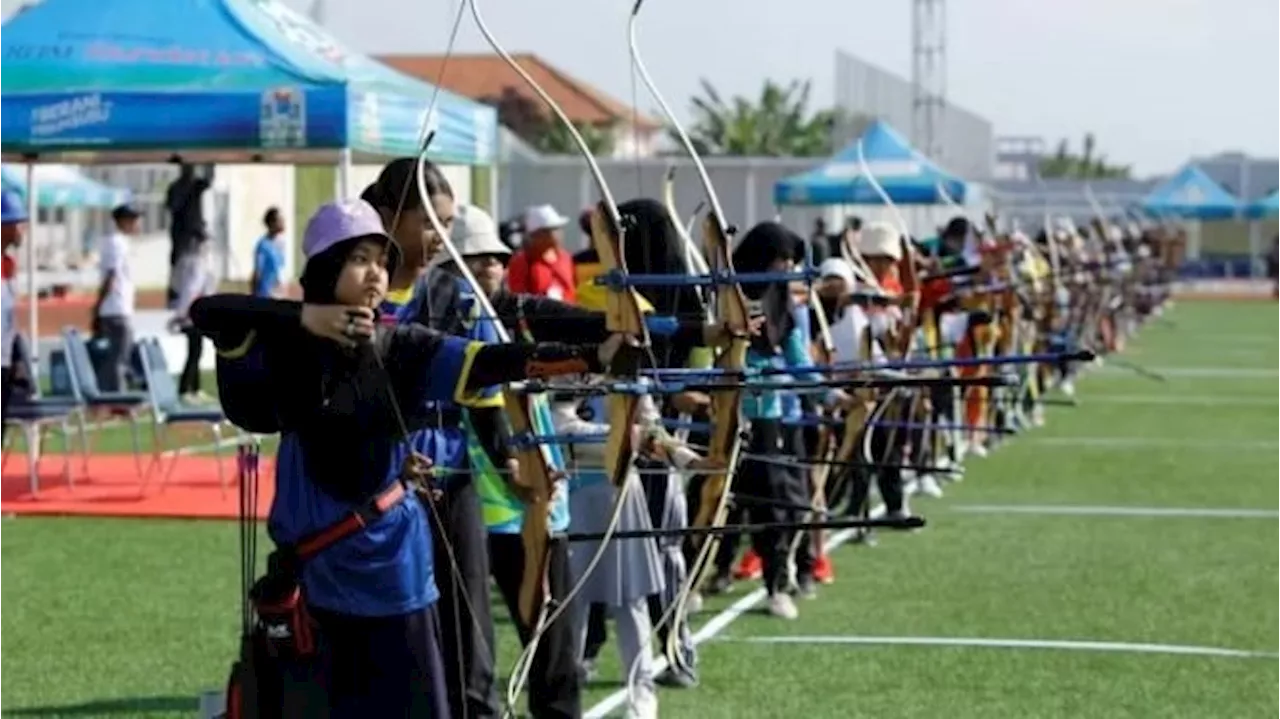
[1060,379,1076,398]
[919,475,944,498]
[625,686,659,719]
[768,592,799,620]
[687,591,704,614]
[1032,406,1046,427]
[903,478,920,496]
[970,443,989,459]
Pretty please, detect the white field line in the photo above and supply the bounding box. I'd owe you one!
[583,506,884,718]
[1079,394,1278,407]
[1095,366,1277,379]
[1024,437,1277,451]
[950,504,1278,520]
[716,635,1278,660]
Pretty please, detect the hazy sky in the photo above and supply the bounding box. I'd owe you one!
[5,0,1277,176]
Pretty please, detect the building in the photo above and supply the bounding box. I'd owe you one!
[833,49,994,180]
[378,53,663,159]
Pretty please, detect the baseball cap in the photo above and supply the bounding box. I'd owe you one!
[523,204,569,234]
[858,221,902,260]
[1,190,27,224]
[819,257,856,288]
[111,204,141,222]
[303,199,403,274]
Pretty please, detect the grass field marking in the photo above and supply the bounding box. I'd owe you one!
[951,504,1279,519]
[1025,437,1278,451]
[1080,394,1279,407]
[1096,366,1278,379]
[718,635,1279,660]
[584,505,888,718]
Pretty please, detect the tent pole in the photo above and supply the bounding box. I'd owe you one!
[25,162,39,382]
[336,149,353,200]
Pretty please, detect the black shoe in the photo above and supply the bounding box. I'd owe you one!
[705,572,733,595]
[794,576,818,600]
[655,667,700,689]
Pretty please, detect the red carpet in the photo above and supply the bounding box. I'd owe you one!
[1,454,274,519]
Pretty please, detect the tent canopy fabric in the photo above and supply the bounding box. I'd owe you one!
[774,120,968,206]
[0,164,131,208]
[1140,164,1241,220]
[1244,191,1279,220]
[0,0,497,165]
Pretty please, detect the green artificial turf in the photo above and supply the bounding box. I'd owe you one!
[2,300,1276,718]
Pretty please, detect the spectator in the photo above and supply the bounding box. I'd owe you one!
[251,207,287,297]
[2,190,28,421]
[164,162,215,305]
[508,204,576,302]
[170,239,219,402]
[1268,235,1278,298]
[93,204,140,392]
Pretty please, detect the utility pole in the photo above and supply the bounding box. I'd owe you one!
[911,0,947,163]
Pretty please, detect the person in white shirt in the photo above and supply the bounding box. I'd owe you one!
[93,204,140,392]
[169,238,219,401]
[2,190,29,422]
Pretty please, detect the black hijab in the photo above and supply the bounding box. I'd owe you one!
[733,221,799,352]
[294,240,400,502]
[615,198,703,369]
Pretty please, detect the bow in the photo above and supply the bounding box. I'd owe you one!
[626,0,753,676]
[464,0,651,709]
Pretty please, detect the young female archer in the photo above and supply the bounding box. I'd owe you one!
[193,199,622,718]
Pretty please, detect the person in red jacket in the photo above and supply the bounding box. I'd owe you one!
[508,204,577,303]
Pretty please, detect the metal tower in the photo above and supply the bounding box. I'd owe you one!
[911,0,947,163]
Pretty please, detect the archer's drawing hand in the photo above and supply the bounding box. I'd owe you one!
[301,305,375,349]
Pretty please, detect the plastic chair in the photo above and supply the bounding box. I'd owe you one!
[1,336,77,495]
[61,327,149,476]
[136,337,232,495]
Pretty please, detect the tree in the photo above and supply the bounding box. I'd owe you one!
[534,119,616,156]
[676,79,844,157]
[1039,133,1132,179]
[488,87,616,156]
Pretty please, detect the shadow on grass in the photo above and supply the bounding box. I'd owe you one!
[4,695,198,716]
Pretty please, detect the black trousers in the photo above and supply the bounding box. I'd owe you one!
[488,534,582,719]
[848,400,906,517]
[308,605,451,719]
[428,479,499,718]
[711,420,800,595]
[95,315,132,393]
[178,326,203,395]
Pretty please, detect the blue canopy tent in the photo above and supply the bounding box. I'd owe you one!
[1140,165,1241,220]
[1244,191,1279,220]
[0,0,497,165]
[774,120,968,206]
[1,164,130,208]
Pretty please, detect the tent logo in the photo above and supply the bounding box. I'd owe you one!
[260,87,306,148]
[29,94,111,139]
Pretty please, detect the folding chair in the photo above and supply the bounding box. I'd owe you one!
[136,337,233,494]
[1,337,78,495]
[61,327,149,477]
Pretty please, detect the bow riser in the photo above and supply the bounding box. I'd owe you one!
[589,206,648,487]
[506,390,558,627]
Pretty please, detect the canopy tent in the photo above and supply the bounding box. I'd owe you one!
[774,120,968,206]
[1,164,131,208]
[0,0,497,165]
[1244,191,1279,220]
[1140,164,1240,220]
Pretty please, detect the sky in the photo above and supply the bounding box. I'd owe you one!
[4,0,1277,176]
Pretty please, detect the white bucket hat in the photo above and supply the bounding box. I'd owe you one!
[858,221,902,260]
[432,203,510,266]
